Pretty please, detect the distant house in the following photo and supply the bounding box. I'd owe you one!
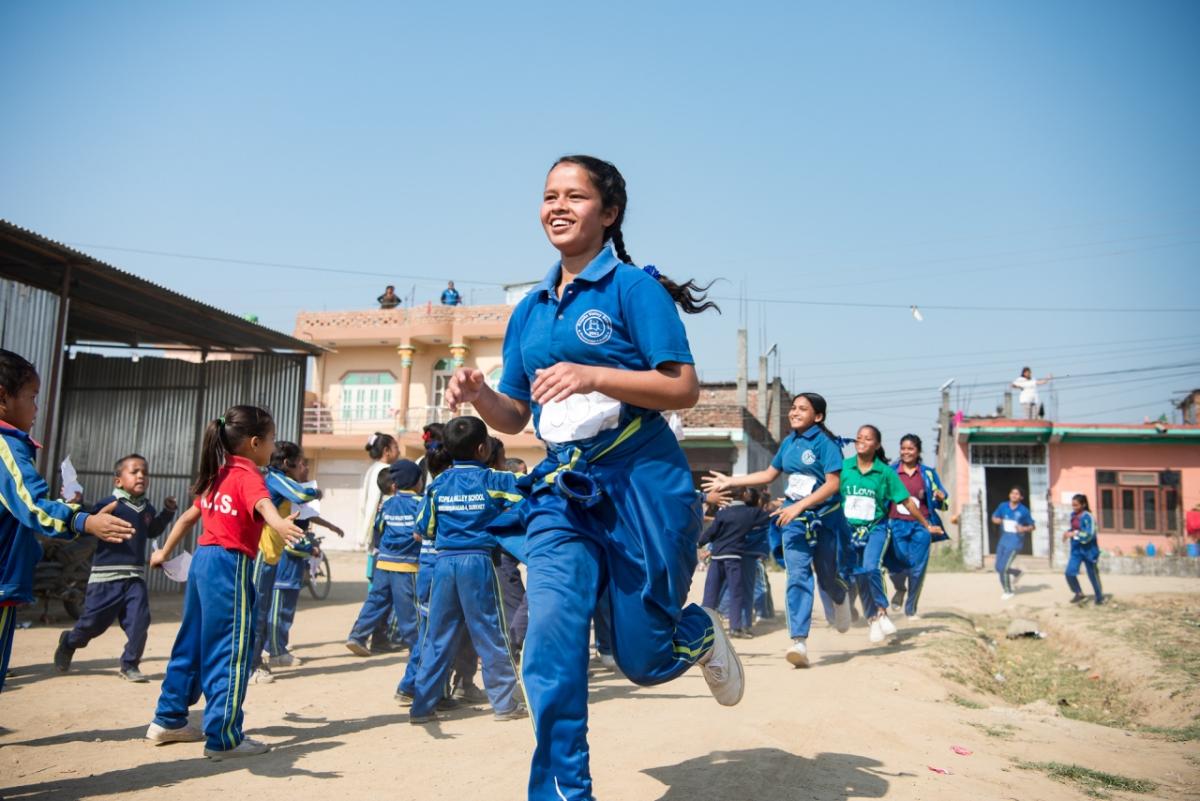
[674,381,792,491]
[946,417,1200,566]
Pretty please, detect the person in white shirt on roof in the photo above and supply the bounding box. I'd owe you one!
[1011,366,1052,419]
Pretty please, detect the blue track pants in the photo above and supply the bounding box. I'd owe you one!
[152,545,255,751]
[411,552,518,717]
[0,604,16,694]
[851,523,891,619]
[995,534,1023,593]
[1065,541,1103,601]
[349,570,419,647]
[782,512,849,639]
[250,556,277,670]
[267,587,299,657]
[886,518,930,616]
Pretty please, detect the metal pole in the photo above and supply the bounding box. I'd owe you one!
[39,264,73,476]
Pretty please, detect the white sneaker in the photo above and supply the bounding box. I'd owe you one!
[786,638,809,668]
[250,668,275,684]
[833,596,852,634]
[868,619,885,643]
[879,615,898,637]
[1001,592,1015,600]
[269,652,301,668]
[146,722,205,745]
[698,607,744,706]
[204,737,271,760]
[906,613,921,621]
[599,653,617,670]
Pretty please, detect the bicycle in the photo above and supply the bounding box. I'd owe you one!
[300,535,332,601]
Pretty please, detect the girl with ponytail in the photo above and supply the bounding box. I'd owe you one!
[444,155,733,800]
[147,405,303,758]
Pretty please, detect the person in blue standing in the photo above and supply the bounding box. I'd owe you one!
[444,155,742,801]
[0,349,134,697]
[408,416,525,724]
[886,434,949,619]
[706,392,853,669]
[700,487,769,638]
[440,281,462,306]
[146,405,303,759]
[1063,493,1104,605]
[54,454,177,682]
[346,461,423,654]
[992,487,1034,599]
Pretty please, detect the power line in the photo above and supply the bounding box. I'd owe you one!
[708,294,1200,314]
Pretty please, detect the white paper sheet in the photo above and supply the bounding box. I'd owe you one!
[161,551,192,582]
[60,456,84,501]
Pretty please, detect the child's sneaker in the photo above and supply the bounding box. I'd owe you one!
[436,696,460,711]
[204,737,271,760]
[120,667,149,683]
[1094,595,1107,606]
[250,668,275,684]
[269,652,301,668]
[493,704,528,722]
[1001,592,1015,600]
[868,619,885,643]
[785,638,809,668]
[833,595,852,633]
[409,711,440,725]
[905,613,921,621]
[54,631,75,673]
[878,615,898,638]
[890,589,906,612]
[454,680,488,704]
[698,607,744,706]
[345,639,371,657]
[598,652,617,670]
[145,722,205,745]
[1069,593,1086,604]
[394,691,414,706]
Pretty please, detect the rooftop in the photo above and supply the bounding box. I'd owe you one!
[956,417,1200,443]
[294,304,512,347]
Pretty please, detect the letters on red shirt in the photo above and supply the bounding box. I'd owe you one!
[195,455,270,558]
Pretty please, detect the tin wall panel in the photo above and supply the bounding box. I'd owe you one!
[0,278,61,443]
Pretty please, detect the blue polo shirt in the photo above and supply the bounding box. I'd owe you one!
[415,461,523,553]
[992,502,1034,540]
[770,426,845,515]
[498,245,694,444]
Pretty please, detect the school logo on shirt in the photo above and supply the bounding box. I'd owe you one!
[801,450,816,465]
[575,309,613,346]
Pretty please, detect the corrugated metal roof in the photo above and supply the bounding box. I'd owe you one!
[0,219,321,355]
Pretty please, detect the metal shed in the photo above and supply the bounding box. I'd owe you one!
[0,220,322,591]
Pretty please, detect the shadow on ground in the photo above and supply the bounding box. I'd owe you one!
[643,748,892,801]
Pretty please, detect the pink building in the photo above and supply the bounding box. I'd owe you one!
[946,418,1200,566]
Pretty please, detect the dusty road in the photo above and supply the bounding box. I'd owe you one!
[2,554,1197,801]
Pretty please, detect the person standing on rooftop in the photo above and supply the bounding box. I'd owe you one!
[440,281,461,306]
[1011,367,1052,419]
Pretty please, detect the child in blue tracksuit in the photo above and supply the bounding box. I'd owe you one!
[445,156,742,801]
[1063,493,1104,605]
[707,391,852,669]
[700,487,770,638]
[54,454,177,682]
[409,416,524,723]
[263,442,341,669]
[346,462,423,654]
[0,349,134,695]
[992,487,1034,598]
[886,433,949,618]
[146,405,303,759]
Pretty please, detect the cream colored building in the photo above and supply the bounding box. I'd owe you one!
[293,302,544,550]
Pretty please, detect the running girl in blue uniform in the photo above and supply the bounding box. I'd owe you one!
[444,155,741,801]
[1063,493,1104,605]
[0,349,134,695]
[886,434,949,618]
[705,393,852,669]
[991,487,1034,599]
[146,405,303,759]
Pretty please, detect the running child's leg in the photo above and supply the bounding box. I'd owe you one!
[722,559,746,631]
[153,559,206,729]
[0,605,17,694]
[523,528,602,801]
[901,523,931,616]
[1065,547,1084,596]
[458,554,519,713]
[701,560,727,611]
[995,542,1013,593]
[64,580,124,654]
[861,526,891,617]
[348,572,396,645]
[782,531,817,639]
[388,572,420,649]
[852,545,875,618]
[812,526,849,607]
[118,579,151,672]
[1084,553,1103,602]
[397,562,435,696]
[196,548,256,752]
[411,559,467,718]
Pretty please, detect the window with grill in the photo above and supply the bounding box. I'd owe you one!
[339,372,396,421]
[1095,469,1181,535]
[969,444,1046,465]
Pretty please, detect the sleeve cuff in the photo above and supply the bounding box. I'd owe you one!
[649,351,695,368]
[71,511,90,535]
[497,380,531,403]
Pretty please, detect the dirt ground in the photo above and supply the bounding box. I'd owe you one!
[2,554,1197,801]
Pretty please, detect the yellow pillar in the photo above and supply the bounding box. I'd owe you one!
[449,343,470,369]
[397,344,416,431]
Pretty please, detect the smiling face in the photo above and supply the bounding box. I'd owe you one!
[541,162,619,261]
[788,395,820,432]
[899,438,920,466]
[1009,487,1023,505]
[855,426,880,459]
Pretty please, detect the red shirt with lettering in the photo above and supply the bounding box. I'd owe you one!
[195,455,270,558]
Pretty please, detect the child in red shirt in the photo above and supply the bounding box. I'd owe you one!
[144,405,302,760]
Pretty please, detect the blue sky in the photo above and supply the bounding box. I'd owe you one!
[2,1,1197,446]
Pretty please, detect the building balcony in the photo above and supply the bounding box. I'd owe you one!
[294,304,513,347]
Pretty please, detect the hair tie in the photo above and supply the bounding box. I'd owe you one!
[425,440,441,453]
[218,416,225,426]
[421,431,432,443]
[642,264,661,280]
[367,433,378,447]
